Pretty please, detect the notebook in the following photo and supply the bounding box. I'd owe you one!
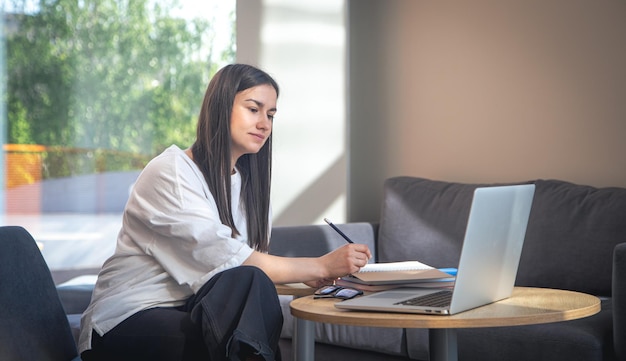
[335,183,535,315]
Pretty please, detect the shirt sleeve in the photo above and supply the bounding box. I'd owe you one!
[123,150,254,293]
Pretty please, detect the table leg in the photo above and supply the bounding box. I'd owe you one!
[293,318,315,361]
[429,329,458,361]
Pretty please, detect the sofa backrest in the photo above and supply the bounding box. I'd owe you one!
[377,177,626,297]
[377,177,484,269]
[516,179,626,296]
[270,222,378,259]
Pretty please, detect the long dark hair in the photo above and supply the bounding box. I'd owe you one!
[191,64,278,252]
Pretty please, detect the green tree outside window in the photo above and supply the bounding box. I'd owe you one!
[4,0,235,179]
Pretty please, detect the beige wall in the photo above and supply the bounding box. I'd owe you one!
[348,0,626,221]
[238,1,626,224]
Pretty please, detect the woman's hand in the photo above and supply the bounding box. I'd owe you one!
[318,243,372,279]
[243,243,371,286]
[304,278,337,289]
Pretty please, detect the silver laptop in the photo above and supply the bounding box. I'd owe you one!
[335,184,535,315]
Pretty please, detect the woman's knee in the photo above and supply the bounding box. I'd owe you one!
[228,265,269,278]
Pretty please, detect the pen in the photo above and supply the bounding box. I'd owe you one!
[324,218,354,244]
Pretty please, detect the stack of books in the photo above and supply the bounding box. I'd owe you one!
[321,219,456,292]
[336,261,457,292]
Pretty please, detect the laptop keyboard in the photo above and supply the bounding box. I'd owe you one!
[394,290,453,308]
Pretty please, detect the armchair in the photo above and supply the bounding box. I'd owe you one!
[0,226,81,361]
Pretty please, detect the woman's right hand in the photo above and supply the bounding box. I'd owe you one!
[319,243,372,279]
[243,243,372,286]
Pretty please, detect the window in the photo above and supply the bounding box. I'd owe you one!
[1,0,235,281]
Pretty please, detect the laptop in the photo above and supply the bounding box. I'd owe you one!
[335,184,535,315]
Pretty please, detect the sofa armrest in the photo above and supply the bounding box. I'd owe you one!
[269,222,378,260]
[614,242,626,361]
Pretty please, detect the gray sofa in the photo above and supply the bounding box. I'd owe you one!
[270,177,626,361]
[59,176,625,360]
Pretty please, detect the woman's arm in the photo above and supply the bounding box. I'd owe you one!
[243,243,372,285]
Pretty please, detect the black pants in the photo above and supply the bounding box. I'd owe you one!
[82,266,283,361]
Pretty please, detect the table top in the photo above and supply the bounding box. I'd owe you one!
[289,287,601,329]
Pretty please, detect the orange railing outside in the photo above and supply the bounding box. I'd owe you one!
[4,144,47,188]
[3,144,151,213]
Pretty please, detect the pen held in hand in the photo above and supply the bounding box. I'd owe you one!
[324,218,354,244]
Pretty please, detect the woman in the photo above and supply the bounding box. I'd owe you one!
[79,64,371,361]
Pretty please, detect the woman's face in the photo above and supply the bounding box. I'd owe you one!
[230,84,277,164]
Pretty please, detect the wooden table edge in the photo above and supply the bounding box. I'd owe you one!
[289,287,601,329]
[275,283,316,297]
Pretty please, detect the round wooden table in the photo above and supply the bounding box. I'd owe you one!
[289,287,600,361]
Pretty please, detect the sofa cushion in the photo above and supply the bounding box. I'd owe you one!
[57,276,97,314]
[377,177,492,267]
[378,177,626,297]
[516,179,626,296]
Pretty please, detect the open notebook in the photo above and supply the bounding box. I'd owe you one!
[343,261,454,285]
[335,184,535,315]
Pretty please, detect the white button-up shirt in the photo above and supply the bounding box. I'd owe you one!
[79,145,256,353]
